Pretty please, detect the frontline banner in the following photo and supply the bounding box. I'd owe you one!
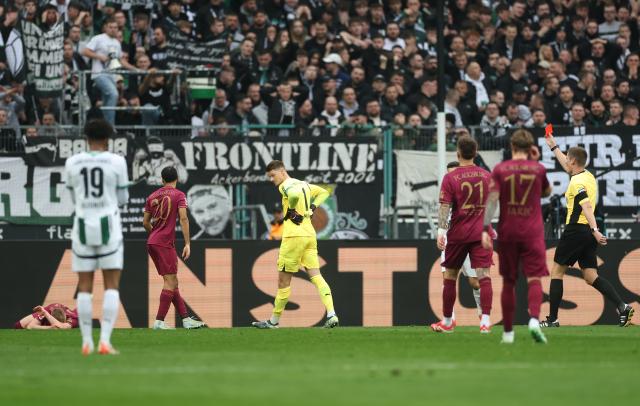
[0,136,383,238]
[3,241,639,328]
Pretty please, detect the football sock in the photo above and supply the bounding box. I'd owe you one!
[527,279,543,320]
[310,275,335,317]
[548,279,563,321]
[77,292,93,347]
[501,279,516,332]
[479,277,493,316]
[156,289,174,321]
[442,279,457,320]
[592,277,626,312]
[472,288,482,316]
[480,314,491,326]
[270,286,291,325]
[100,289,119,345]
[172,288,189,318]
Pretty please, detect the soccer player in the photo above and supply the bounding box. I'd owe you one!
[542,131,634,327]
[143,166,205,330]
[481,130,552,344]
[440,161,483,319]
[64,119,128,355]
[14,304,78,330]
[431,136,493,333]
[252,160,338,329]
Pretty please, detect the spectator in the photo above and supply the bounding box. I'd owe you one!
[265,82,304,136]
[615,79,637,105]
[365,99,386,127]
[493,23,523,60]
[251,50,283,88]
[149,26,169,69]
[480,102,509,139]
[599,3,622,42]
[444,89,463,128]
[318,96,344,136]
[139,69,177,125]
[622,104,640,127]
[586,99,608,127]
[226,94,260,134]
[453,80,479,126]
[339,87,359,120]
[81,17,135,125]
[38,112,64,137]
[606,99,624,126]
[232,39,257,90]
[505,102,524,127]
[247,83,268,125]
[570,103,587,126]
[296,99,316,135]
[464,62,490,109]
[383,22,405,51]
[549,85,575,124]
[525,108,547,128]
[206,88,232,124]
[322,53,349,90]
[381,85,409,123]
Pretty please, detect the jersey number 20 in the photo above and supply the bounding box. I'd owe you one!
[80,167,104,198]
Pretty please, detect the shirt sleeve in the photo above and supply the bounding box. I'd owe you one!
[178,192,188,209]
[85,35,98,52]
[575,182,589,206]
[143,197,151,213]
[309,184,330,207]
[439,175,453,204]
[489,167,501,194]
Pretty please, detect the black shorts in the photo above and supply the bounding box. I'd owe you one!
[553,224,598,269]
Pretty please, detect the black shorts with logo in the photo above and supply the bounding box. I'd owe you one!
[553,224,598,269]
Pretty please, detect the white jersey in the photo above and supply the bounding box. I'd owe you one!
[64,151,129,247]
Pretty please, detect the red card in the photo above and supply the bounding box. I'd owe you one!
[545,123,553,138]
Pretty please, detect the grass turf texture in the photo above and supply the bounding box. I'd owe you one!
[1,326,639,405]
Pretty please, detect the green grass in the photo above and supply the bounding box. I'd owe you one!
[1,326,639,405]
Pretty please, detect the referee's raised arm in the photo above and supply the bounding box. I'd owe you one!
[544,132,571,173]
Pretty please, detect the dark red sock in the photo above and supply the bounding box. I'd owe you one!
[156,289,174,321]
[479,277,493,315]
[173,288,188,318]
[501,279,516,332]
[442,279,457,318]
[14,321,23,329]
[528,279,543,319]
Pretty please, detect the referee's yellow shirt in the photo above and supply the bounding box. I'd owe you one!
[565,170,597,225]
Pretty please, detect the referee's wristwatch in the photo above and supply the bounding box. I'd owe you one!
[590,227,599,233]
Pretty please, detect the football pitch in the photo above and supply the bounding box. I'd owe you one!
[1,326,638,406]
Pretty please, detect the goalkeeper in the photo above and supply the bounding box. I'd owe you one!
[252,160,338,329]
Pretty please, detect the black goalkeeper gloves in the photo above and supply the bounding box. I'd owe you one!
[310,204,317,218]
[285,208,304,225]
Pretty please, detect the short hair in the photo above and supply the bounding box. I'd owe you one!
[52,308,67,323]
[161,166,178,183]
[84,119,113,140]
[510,129,534,152]
[457,136,478,160]
[567,147,588,167]
[266,160,285,172]
[447,161,460,169]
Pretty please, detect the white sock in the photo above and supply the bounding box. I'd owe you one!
[472,289,482,316]
[528,317,540,329]
[100,289,120,345]
[443,317,453,326]
[77,292,93,347]
[327,311,336,319]
[269,315,280,325]
[480,314,491,326]
[503,331,515,340]
[451,310,456,321]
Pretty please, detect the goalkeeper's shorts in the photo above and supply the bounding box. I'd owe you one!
[277,237,320,273]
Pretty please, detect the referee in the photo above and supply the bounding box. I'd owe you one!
[542,131,634,327]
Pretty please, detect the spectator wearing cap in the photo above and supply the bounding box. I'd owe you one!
[323,53,349,90]
[163,0,187,30]
[586,99,608,127]
[464,62,490,109]
[195,0,225,38]
[339,87,359,120]
[370,74,387,103]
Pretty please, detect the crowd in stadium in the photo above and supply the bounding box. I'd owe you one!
[0,0,640,146]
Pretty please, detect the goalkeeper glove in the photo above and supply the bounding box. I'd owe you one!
[285,208,304,225]
[310,204,317,218]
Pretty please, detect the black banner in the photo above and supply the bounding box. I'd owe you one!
[165,28,225,70]
[0,135,383,238]
[530,126,640,216]
[3,240,639,328]
[21,20,64,97]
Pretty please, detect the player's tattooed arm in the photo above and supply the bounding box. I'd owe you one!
[438,203,450,230]
[483,191,499,227]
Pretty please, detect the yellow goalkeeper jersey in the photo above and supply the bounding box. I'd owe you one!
[278,177,330,238]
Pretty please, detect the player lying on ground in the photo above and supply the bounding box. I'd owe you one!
[438,161,487,320]
[481,129,551,344]
[14,304,78,330]
[64,119,128,355]
[432,136,494,334]
[143,166,205,330]
[542,131,634,327]
[252,160,338,329]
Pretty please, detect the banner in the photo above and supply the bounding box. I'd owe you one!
[395,150,503,212]
[103,0,154,9]
[3,240,639,328]
[165,28,225,70]
[21,20,64,96]
[0,26,26,82]
[531,126,640,215]
[0,135,382,238]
